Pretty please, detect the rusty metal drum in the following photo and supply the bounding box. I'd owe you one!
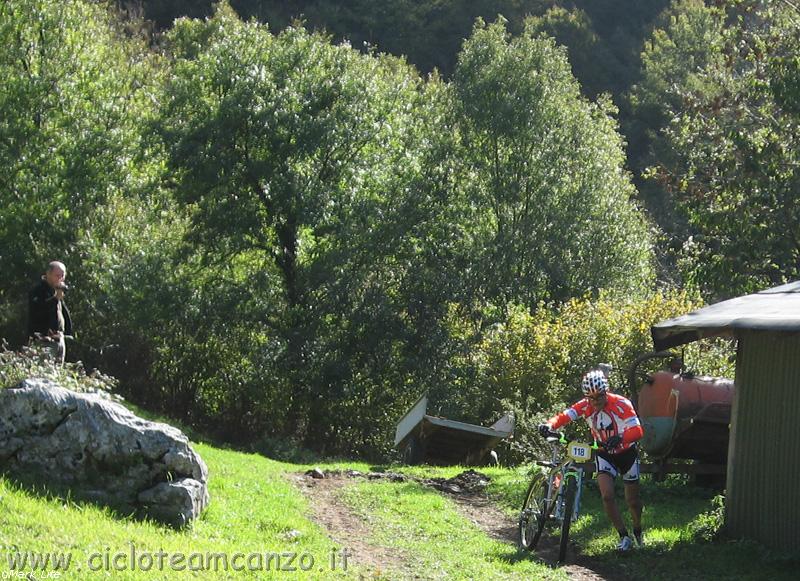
[636,371,734,463]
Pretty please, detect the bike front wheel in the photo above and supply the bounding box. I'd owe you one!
[519,475,552,551]
[558,476,577,562]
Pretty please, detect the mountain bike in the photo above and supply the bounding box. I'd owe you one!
[518,430,598,562]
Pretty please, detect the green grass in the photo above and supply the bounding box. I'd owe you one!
[338,479,562,580]
[361,464,800,580]
[0,444,355,579]
[484,469,800,581]
[1,444,798,580]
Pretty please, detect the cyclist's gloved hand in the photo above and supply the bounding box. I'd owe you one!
[538,423,553,438]
[604,435,623,451]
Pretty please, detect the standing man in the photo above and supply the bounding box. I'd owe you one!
[28,261,73,366]
[539,369,644,551]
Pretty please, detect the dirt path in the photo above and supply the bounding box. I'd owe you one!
[448,491,629,581]
[291,472,418,579]
[292,470,630,580]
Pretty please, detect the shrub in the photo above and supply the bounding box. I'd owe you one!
[435,289,735,463]
[0,341,118,396]
[685,493,726,542]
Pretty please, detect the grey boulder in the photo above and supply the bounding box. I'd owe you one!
[0,378,209,526]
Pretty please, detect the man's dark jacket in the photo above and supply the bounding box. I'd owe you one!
[28,279,72,338]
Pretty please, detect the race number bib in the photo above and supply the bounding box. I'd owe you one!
[567,441,592,462]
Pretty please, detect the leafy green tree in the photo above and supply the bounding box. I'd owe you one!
[526,5,624,99]
[0,0,160,343]
[294,71,482,454]
[646,0,800,297]
[626,0,726,278]
[632,0,726,137]
[451,17,655,309]
[159,2,433,448]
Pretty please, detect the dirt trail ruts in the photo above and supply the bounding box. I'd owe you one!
[291,472,419,579]
[293,470,631,580]
[448,490,631,581]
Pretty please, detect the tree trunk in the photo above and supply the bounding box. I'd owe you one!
[274,214,309,440]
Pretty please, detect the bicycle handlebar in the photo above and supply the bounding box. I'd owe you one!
[541,429,612,451]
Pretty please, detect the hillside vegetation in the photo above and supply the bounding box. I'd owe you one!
[139,1,671,97]
[0,356,796,578]
[1,0,797,459]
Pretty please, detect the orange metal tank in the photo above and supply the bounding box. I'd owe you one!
[637,371,734,463]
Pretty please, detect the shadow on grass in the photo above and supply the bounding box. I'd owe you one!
[601,535,800,581]
[0,470,188,531]
[485,533,635,581]
[486,517,799,581]
[570,478,800,581]
[480,471,798,580]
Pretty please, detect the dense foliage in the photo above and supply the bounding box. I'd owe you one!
[640,0,800,298]
[437,289,734,462]
[137,0,671,97]
[451,18,654,307]
[0,0,160,337]
[3,0,789,460]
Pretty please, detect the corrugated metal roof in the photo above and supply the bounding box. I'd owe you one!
[424,416,513,439]
[652,281,800,350]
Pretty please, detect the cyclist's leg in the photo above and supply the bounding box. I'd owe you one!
[622,454,643,535]
[624,481,642,529]
[597,471,626,534]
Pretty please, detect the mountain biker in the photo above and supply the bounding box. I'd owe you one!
[539,369,644,551]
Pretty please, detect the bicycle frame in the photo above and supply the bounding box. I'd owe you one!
[519,433,598,561]
[541,434,594,522]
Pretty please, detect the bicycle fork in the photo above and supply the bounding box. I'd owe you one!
[552,468,583,522]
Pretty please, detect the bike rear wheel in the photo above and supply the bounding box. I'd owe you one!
[519,476,552,550]
[558,476,577,562]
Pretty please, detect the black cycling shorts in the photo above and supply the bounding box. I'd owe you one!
[595,445,639,482]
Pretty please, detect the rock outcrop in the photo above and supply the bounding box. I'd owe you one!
[0,378,208,527]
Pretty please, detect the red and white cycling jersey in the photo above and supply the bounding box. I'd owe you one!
[547,393,643,452]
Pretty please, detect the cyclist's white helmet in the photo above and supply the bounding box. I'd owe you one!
[581,369,608,396]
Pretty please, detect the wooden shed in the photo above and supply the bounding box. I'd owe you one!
[651,281,800,552]
[394,393,514,465]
